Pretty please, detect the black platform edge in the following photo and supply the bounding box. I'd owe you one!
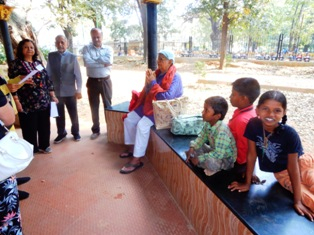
[106,103,314,234]
[152,127,314,235]
[105,101,130,113]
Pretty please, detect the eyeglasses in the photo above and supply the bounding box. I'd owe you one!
[157,57,168,62]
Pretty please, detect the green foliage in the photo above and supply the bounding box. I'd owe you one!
[39,47,50,61]
[194,61,206,78]
[0,45,6,65]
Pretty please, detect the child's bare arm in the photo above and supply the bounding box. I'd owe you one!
[229,139,257,192]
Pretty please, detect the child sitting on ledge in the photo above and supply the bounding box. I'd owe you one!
[228,90,314,221]
[185,96,237,176]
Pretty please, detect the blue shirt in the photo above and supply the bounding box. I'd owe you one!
[82,43,113,78]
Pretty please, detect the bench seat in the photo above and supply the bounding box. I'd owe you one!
[106,103,314,235]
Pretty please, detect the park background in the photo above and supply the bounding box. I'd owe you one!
[0,1,314,233]
[0,0,313,152]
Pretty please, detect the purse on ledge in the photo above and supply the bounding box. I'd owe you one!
[152,96,189,130]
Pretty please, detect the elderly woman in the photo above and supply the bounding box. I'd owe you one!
[120,50,183,174]
[8,39,58,154]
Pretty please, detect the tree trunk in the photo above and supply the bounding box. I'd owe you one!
[63,27,73,53]
[1,11,46,63]
[219,2,229,70]
[209,18,220,51]
[136,0,147,62]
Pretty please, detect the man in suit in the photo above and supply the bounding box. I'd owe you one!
[46,35,82,143]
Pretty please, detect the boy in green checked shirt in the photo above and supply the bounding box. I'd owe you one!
[185,96,237,176]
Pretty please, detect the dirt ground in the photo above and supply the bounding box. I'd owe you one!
[1,58,314,152]
[89,58,314,153]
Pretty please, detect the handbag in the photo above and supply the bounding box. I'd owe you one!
[0,122,34,181]
[171,115,204,135]
[152,96,188,130]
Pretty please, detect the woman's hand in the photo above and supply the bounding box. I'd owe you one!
[145,69,156,85]
[294,201,314,222]
[20,75,34,85]
[6,83,21,93]
[228,181,251,192]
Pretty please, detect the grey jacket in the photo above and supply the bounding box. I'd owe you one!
[46,51,82,97]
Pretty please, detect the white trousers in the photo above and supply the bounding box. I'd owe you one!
[124,111,154,157]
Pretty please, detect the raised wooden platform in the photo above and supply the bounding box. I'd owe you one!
[106,103,314,235]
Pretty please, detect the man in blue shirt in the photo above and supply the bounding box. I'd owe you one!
[46,35,82,143]
[82,28,113,140]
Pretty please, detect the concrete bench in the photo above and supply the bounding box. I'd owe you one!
[106,103,314,235]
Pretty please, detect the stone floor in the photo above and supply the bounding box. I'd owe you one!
[17,120,196,235]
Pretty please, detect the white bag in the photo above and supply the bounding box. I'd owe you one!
[152,96,189,130]
[0,126,34,181]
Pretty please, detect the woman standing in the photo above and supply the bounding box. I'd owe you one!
[8,39,58,154]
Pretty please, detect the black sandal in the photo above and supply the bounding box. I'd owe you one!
[119,152,133,158]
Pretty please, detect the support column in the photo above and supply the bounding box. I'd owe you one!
[143,0,161,70]
[0,1,14,63]
[146,3,157,70]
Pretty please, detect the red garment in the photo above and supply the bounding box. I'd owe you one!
[122,90,140,121]
[274,153,314,212]
[228,105,255,164]
[131,65,176,116]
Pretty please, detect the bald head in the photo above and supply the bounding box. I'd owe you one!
[90,28,103,48]
[55,35,68,53]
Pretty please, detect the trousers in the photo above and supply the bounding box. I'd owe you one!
[56,96,79,136]
[18,108,51,153]
[124,111,154,157]
[86,77,112,134]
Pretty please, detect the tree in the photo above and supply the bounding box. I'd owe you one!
[45,0,125,52]
[1,0,46,62]
[185,0,269,69]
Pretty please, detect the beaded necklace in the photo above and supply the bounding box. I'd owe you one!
[262,127,273,160]
[263,127,273,149]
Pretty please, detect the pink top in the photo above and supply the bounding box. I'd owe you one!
[228,105,256,164]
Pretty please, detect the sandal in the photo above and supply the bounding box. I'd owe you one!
[119,152,133,158]
[120,162,144,174]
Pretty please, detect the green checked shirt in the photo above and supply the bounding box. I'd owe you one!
[190,120,237,163]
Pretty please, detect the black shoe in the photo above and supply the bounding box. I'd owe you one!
[18,190,29,200]
[16,177,31,186]
[54,133,67,144]
[73,134,81,142]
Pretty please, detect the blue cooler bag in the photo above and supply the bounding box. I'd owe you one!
[171,115,204,136]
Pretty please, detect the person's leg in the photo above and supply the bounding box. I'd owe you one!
[87,78,100,134]
[18,111,39,153]
[133,116,154,157]
[120,111,141,157]
[124,111,141,145]
[102,77,112,109]
[37,108,51,152]
[55,96,66,136]
[120,116,154,173]
[0,177,22,233]
[64,96,79,136]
